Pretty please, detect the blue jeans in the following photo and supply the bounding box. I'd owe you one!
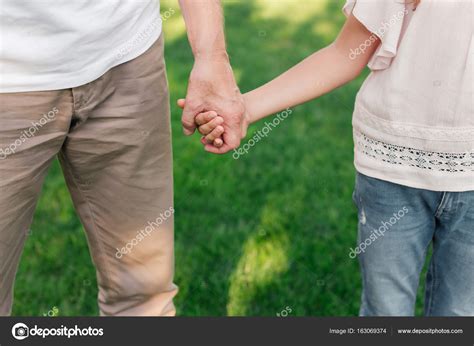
[352,173,474,316]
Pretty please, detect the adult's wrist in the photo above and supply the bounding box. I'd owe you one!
[194,49,229,63]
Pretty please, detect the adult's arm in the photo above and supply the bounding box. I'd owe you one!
[179,0,246,153]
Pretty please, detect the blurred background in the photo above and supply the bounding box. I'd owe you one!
[12,0,427,316]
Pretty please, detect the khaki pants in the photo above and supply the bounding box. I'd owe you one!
[0,36,177,316]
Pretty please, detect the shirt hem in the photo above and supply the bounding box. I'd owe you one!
[0,26,162,93]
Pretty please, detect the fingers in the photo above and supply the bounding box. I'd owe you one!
[195,111,218,127]
[204,142,232,154]
[181,100,198,135]
[199,122,241,154]
[197,116,223,135]
[177,98,195,135]
[200,135,224,148]
[205,124,246,154]
[205,125,225,143]
[177,99,185,109]
[223,129,241,150]
[181,111,197,136]
[213,138,224,148]
[195,111,224,148]
[178,98,215,136]
[177,98,232,151]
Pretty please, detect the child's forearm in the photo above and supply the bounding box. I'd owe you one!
[244,44,364,123]
[243,14,380,123]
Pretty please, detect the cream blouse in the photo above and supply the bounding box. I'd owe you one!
[343,0,473,191]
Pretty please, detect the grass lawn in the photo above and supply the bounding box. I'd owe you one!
[11,0,428,316]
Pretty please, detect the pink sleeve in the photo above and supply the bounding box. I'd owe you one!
[343,0,409,70]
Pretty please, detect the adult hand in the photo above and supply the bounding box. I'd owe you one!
[181,55,247,154]
[177,99,250,152]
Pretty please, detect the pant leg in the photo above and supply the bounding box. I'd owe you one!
[59,36,177,316]
[353,173,438,316]
[425,191,474,316]
[0,91,72,315]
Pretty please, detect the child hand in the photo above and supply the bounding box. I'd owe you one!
[195,111,225,148]
[177,98,224,148]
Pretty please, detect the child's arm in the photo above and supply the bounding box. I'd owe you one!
[183,14,381,150]
[244,14,381,123]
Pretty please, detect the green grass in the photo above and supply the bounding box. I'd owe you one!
[12,0,428,316]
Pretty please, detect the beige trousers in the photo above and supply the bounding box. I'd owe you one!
[0,36,177,316]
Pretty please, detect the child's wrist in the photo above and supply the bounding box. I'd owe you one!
[243,92,259,124]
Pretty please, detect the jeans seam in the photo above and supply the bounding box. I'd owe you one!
[434,192,448,218]
[426,254,437,316]
[59,152,115,292]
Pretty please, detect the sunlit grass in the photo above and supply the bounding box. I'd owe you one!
[227,206,290,315]
[253,0,329,23]
[161,0,186,44]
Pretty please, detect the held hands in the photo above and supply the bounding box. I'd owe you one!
[178,99,249,152]
[179,56,249,154]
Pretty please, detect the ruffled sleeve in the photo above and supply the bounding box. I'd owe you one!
[343,0,409,70]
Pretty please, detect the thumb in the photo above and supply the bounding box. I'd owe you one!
[241,121,248,139]
[177,99,185,109]
[181,100,197,136]
[224,127,241,150]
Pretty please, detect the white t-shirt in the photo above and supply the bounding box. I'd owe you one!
[343,0,473,192]
[0,0,162,93]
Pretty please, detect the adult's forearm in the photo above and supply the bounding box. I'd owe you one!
[178,0,245,153]
[178,0,228,60]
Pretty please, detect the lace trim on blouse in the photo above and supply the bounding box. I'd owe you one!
[355,131,474,173]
